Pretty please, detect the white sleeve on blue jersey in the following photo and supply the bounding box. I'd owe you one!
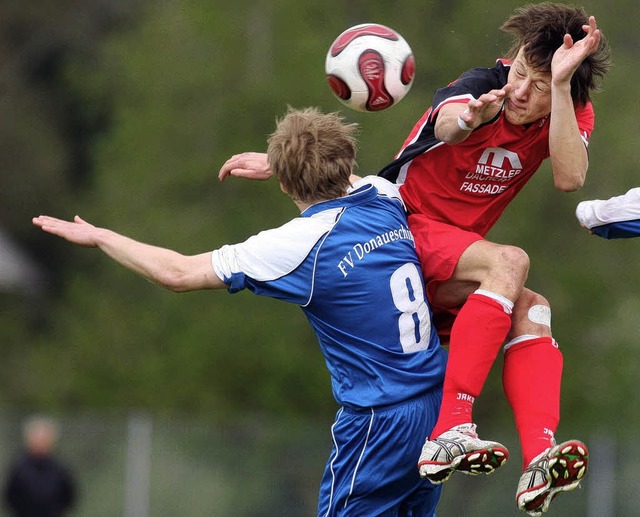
[211,207,342,289]
[576,188,640,229]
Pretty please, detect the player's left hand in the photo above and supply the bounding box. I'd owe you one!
[551,15,601,85]
[218,152,272,182]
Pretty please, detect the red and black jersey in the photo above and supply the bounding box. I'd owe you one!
[379,60,594,236]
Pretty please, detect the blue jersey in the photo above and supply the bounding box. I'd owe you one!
[576,187,640,239]
[212,176,446,409]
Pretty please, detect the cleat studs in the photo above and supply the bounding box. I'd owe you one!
[575,461,584,468]
[553,470,560,479]
[564,470,570,479]
[495,451,505,457]
[560,459,567,467]
[577,446,586,456]
[561,445,573,454]
[577,466,586,479]
[468,453,481,462]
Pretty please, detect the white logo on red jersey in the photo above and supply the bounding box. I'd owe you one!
[460,147,523,195]
[478,147,522,170]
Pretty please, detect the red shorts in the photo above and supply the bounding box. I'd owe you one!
[408,213,484,339]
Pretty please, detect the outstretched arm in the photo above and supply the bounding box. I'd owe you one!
[32,215,227,291]
[218,151,362,185]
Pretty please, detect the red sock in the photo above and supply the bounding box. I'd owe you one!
[502,337,563,469]
[430,293,512,438]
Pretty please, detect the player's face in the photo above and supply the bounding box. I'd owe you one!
[504,48,552,125]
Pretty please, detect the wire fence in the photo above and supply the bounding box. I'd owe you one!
[0,413,633,517]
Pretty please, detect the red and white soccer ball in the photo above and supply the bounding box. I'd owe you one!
[325,23,415,113]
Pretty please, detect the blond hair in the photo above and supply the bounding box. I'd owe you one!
[267,107,358,204]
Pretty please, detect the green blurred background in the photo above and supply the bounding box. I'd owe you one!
[0,0,638,515]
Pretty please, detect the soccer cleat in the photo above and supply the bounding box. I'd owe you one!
[417,423,509,484]
[516,439,588,516]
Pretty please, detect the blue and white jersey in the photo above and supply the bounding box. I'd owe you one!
[576,187,640,239]
[212,176,446,409]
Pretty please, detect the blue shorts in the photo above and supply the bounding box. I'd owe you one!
[317,388,443,516]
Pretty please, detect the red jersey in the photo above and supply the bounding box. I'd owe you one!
[379,60,595,236]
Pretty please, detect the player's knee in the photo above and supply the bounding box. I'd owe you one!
[518,289,550,310]
[509,290,552,338]
[502,245,530,273]
[488,245,530,288]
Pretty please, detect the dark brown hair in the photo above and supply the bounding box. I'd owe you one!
[501,2,611,105]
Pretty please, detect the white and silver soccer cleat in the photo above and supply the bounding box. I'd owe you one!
[516,439,588,516]
[417,423,509,484]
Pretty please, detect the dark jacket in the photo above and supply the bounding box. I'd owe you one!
[3,453,76,517]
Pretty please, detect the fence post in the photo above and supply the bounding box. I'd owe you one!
[123,412,153,517]
[586,434,616,517]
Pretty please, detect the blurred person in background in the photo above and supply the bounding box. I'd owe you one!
[3,416,76,517]
[576,187,640,238]
[33,107,449,516]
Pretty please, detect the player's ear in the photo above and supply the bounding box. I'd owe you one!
[279,182,288,194]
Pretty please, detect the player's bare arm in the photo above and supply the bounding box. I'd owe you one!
[435,86,511,144]
[548,17,600,192]
[218,150,361,186]
[217,152,272,182]
[32,215,226,292]
[548,88,587,192]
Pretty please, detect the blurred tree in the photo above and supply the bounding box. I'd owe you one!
[1,0,639,438]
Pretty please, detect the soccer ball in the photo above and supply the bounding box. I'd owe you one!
[325,23,415,112]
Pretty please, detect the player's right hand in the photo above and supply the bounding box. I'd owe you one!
[466,84,513,126]
[218,152,272,182]
[32,215,100,248]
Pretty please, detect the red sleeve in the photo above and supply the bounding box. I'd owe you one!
[428,96,472,123]
[576,102,594,145]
